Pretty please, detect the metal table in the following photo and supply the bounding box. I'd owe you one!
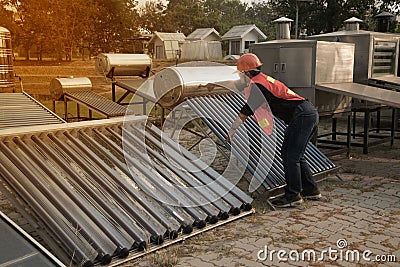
[316,82,400,154]
[316,82,400,108]
[368,75,400,91]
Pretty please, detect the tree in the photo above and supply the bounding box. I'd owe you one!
[269,0,399,36]
[85,0,140,53]
[245,1,275,40]
[2,0,140,60]
[161,0,208,35]
[138,0,166,33]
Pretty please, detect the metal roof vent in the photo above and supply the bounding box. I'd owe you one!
[376,11,394,32]
[344,17,363,31]
[273,17,293,40]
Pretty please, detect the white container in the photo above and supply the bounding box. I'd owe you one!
[153,64,244,108]
[50,77,92,100]
[95,53,152,78]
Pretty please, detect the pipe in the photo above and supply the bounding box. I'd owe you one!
[128,125,239,212]
[73,130,193,234]
[77,130,203,231]
[13,136,132,258]
[87,128,188,233]
[0,146,96,266]
[4,140,115,264]
[148,124,253,210]
[118,126,229,220]
[39,133,159,247]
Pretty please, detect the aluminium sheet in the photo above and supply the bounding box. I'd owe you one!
[316,82,400,108]
[0,211,64,267]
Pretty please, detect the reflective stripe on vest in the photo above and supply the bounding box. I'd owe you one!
[252,73,304,101]
[244,87,274,135]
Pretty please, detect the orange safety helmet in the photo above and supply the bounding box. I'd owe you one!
[237,53,263,72]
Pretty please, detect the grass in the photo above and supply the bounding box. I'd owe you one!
[149,250,179,267]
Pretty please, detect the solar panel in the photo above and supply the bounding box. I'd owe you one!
[0,211,63,267]
[0,93,65,130]
[186,93,338,191]
[0,117,253,266]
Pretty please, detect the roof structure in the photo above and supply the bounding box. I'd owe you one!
[221,24,267,40]
[149,32,186,43]
[186,28,221,41]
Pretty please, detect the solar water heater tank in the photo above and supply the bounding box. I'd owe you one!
[153,65,245,108]
[95,53,152,78]
[50,77,92,101]
[0,26,14,90]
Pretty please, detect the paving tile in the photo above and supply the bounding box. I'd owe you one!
[128,143,400,267]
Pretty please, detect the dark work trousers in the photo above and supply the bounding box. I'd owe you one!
[281,100,319,199]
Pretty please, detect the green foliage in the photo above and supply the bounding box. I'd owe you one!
[138,0,166,33]
[269,0,399,36]
[0,0,140,60]
[1,0,399,60]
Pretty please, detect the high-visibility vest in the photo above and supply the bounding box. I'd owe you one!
[251,73,304,101]
[244,73,304,135]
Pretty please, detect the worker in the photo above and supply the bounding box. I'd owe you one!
[227,53,321,208]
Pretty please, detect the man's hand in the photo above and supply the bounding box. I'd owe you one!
[225,128,236,143]
[199,83,216,92]
[225,114,247,144]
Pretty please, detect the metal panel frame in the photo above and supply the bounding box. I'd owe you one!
[185,94,338,191]
[0,116,253,266]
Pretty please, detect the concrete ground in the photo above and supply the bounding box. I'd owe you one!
[129,143,400,267]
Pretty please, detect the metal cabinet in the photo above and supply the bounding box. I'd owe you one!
[308,31,400,84]
[279,47,314,88]
[250,39,355,114]
[250,40,317,104]
[250,40,315,88]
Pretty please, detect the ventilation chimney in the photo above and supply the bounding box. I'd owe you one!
[273,17,293,40]
[344,17,363,31]
[376,11,394,32]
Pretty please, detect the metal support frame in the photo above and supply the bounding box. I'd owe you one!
[317,111,352,157]
[108,209,255,267]
[111,80,150,112]
[168,105,232,163]
[318,105,399,155]
[352,105,399,154]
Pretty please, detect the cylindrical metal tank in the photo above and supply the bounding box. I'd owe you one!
[0,26,14,89]
[50,77,92,100]
[95,53,152,78]
[153,65,244,108]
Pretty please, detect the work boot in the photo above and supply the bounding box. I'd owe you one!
[301,189,322,200]
[271,194,303,208]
